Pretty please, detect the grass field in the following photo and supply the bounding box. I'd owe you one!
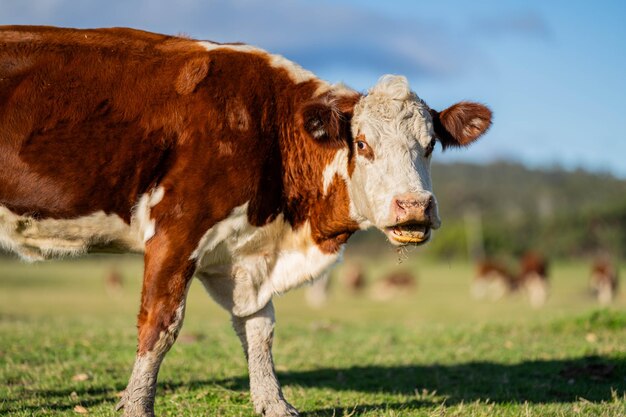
[1,252,625,416]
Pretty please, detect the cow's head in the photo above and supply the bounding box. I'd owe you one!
[299,75,491,246]
[348,75,491,245]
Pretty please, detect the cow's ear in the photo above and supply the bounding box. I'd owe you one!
[299,99,350,148]
[176,57,210,95]
[430,102,492,150]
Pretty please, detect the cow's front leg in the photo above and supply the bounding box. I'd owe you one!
[232,302,299,417]
[116,234,194,417]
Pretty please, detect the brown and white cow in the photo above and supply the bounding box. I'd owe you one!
[0,26,491,416]
[519,251,549,308]
[472,259,515,300]
[590,257,619,305]
[473,254,548,307]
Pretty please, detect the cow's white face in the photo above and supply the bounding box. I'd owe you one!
[348,75,492,246]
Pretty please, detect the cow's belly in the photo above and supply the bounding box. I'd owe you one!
[0,205,145,261]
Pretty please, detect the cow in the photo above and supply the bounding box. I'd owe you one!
[518,251,549,308]
[472,253,548,307]
[0,26,492,417]
[371,269,417,301]
[590,257,619,305]
[105,267,125,297]
[342,261,366,294]
[472,259,515,300]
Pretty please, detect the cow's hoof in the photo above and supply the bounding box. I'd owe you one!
[114,392,155,417]
[260,401,300,417]
[115,395,126,412]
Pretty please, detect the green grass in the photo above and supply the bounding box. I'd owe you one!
[1,253,625,416]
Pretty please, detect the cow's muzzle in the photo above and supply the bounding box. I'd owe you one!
[384,192,441,245]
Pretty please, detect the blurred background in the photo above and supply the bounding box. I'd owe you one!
[1,0,625,317]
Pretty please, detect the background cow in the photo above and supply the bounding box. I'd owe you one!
[472,259,516,300]
[518,251,549,308]
[472,252,549,307]
[0,26,491,417]
[371,269,417,301]
[590,257,619,305]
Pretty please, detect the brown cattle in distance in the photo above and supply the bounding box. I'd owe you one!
[590,257,619,305]
[472,252,549,307]
[0,26,491,416]
[472,260,516,300]
[105,268,124,296]
[342,262,366,294]
[518,251,549,308]
[371,269,417,301]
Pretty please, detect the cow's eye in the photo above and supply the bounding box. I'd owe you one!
[355,138,374,160]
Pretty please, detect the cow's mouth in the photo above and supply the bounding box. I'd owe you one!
[385,221,431,245]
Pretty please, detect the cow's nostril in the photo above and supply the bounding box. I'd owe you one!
[394,195,434,218]
[425,196,434,211]
[397,199,419,210]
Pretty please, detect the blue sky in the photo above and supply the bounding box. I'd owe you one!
[3,0,626,177]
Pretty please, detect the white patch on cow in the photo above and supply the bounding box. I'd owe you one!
[261,221,341,296]
[322,148,349,194]
[0,187,164,262]
[349,75,441,228]
[523,273,548,309]
[193,204,340,317]
[190,203,250,260]
[198,41,323,86]
[131,186,165,243]
[0,205,144,262]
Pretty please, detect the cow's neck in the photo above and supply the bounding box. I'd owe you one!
[279,140,359,254]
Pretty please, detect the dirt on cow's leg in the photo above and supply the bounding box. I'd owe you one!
[116,234,195,417]
[232,301,299,417]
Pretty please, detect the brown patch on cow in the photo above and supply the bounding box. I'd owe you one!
[430,102,492,149]
[156,37,202,52]
[347,152,357,177]
[475,260,516,285]
[298,98,346,147]
[519,251,548,280]
[309,174,359,253]
[355,134,375,161]
[372,269,417,301]
[137,232,195,355]
[105,268,124,296]
[343,262,366,293]
[0,55,32,78]
[336,92,361,115]
[176,57,210,95]
[590,258,618,289]
[217,140,235,156]
[226,98,251,132]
